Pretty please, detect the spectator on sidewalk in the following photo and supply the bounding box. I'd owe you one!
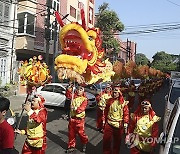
[0,97,15,154]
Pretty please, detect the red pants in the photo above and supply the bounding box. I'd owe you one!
[68,118,88,148]
[128,96,135,109]
[103,123,123,154]
[22,142,45,154]
[131,147,153,154]
[96,108,105,130]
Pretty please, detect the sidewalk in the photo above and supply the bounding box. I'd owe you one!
[8,94,27,112]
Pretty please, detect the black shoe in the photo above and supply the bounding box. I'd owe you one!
[97,128,103,133]
[100,129,104,133]
[82,144,86,153]
[66,147,75,153]
[97,128,101,131]
[62,114,69,120]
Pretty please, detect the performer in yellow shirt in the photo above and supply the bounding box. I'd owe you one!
[15,95,47,154]
[67,85,88,153]
[128,100,161,154]
[96,84,112,132]
[103,86,129,154]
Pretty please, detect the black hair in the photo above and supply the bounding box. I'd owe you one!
[0,97,10,112]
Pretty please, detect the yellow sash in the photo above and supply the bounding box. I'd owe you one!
[70,96,87,118]
[26,110,44,148]
[107,100,128,128]
[134,115,161,152]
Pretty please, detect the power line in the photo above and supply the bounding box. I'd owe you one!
[166,0,180,7]
[125,22,180,29]
[101,25,180,36]
[122,26,180,35]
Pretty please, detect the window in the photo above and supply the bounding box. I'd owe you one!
[166,101,179,134]
[170,115,180,153]
[3,59,6,77]
[165,100,180,153]
[70,6,76,18]
[89,7,93,24]
[54,85,65,93]
[41,85,54,92]
[0,59,6,77]
[52,0,60,11]
[0,2,10,23]
[17,12,35,35]
[169,82,180,104]
[0,59,3,77]
[4,4,9,19]
[0,3,3,23]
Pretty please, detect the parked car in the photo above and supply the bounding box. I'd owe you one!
[159,97,180,154]
[84,82,110,96]
[36,83,97,109]
[164,80,180,130]
[131,79,141,89]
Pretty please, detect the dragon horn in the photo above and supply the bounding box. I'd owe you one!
[81,9,86,30]
[55,11,64,27]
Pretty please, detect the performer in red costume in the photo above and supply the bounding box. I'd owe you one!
[15,95,47,154]
[96,84,112,132]
[67,85,88,153]
[103,86,129,154]
[128,100,161,154]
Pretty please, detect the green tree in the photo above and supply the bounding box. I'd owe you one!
[135,53,150,65]
[151,51,177,72]
[95,3,124,55]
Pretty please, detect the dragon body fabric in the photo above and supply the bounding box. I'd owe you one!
[54,10,114,84]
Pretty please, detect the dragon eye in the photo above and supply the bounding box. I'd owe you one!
[88,36,93,41]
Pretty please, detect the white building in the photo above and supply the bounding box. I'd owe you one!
[0,0,17,86]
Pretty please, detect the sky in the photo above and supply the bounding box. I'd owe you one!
[95,0,180,60]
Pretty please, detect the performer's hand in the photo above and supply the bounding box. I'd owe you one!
[14,129,22,134]
[23,103,31,112]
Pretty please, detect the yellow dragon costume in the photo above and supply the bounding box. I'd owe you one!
[54,10,114,84]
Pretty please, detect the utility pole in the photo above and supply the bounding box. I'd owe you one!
[45,0,51,66]
[134,43,137,62]
[10,0,17,83]
[52,19,57,82]
[126,39,129,62]
[129,40,131,60]
[126,38,131,62]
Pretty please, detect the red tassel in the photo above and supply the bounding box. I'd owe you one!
[55,11,64,27]
[81,9,86,30]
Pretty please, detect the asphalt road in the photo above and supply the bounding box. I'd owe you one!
[11,83,169,154]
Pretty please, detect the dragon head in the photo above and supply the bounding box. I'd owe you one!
[55,9,114,84]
